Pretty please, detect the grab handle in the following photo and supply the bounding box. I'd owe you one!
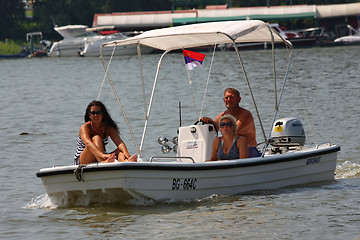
[149,156,195,163]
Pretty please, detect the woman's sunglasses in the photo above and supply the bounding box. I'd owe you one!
[220,122,233,128]
[90,110,103,116]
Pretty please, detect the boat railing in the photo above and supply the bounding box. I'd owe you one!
[296,27,324,37]
[316,142,331,149]
[149,156,195,163]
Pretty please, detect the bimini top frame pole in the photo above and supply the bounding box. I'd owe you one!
[233,25,293,156]
[100,44,171,159]
[138,50,170,159]
[262,43,293,156]
[233,42,267,147]
[99,44,140,154]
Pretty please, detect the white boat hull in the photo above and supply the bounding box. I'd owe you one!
[334,35,360,45]
[37,21,341,206]
[47,40,85,57]
[79,41,153,57]
[46,25,150,57]
[36,144,339,205]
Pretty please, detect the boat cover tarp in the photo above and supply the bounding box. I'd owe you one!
[102,20,289,51]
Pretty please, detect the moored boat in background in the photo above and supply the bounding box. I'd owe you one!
[220,23,324,50]
[26,32,48,57]
[0,48,29,59]
[47,25,153,57]
[334,24,360,45]
[79,32,153,57]
[47,25,95,57]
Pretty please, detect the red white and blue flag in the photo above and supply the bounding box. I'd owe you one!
[183,49,206,70]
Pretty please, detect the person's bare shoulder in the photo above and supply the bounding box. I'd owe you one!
[237,107,253,119]
[215,111,227,121]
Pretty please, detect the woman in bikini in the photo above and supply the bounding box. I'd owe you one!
[209,114,248,161]
[74,101,137,165]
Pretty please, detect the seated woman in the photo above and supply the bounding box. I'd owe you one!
[74,100,137,165]
[208,114,248,161]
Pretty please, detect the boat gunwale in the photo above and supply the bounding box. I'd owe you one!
[36,145,340,177]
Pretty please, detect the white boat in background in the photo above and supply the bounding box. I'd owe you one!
[78,32,153,57]
[48,25,99,57]
[334,25,360,45]
[270,23,323,47]
[47,25,152,57]
[36,20,340,206]
[221,23,323,50]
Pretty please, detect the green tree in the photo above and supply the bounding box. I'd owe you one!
[33,0,172,40]
[0,0,26,41]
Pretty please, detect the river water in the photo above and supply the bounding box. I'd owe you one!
[0,45,359,239]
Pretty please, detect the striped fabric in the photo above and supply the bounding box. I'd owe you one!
[74,136,109,165]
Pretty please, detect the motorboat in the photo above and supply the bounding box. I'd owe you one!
[334,25,360,45]
[47,25,98,57]
[78,32,153,57]
[0,32,47,59]
[36,20,340,206]
[26,32,48,57]
[47,25,151,57]
[270,24,323,47]
[0,48,29,59]
[220,23,323,50]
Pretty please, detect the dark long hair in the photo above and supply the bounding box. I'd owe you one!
[84,101,119,133]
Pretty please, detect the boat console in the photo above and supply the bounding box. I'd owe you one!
[177,123,217,162]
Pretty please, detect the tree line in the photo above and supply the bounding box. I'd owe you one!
[1,0,358,42]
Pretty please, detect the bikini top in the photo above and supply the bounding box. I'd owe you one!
[90,122,105,137]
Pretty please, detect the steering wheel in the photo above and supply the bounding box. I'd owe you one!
[193,120,218,135]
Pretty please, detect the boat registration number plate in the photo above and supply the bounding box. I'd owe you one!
[172,178,197,190]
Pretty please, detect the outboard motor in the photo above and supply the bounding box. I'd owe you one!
[269,118,305,153]
[177,123,217,162]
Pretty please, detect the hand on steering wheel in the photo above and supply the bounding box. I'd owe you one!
[194,120,218,134]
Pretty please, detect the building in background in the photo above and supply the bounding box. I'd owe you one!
[92,2,360,39]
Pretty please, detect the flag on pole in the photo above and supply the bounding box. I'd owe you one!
[183,49,206,70]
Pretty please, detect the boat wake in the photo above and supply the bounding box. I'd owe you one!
[26,192,223,209]
[26,193,165,209]
[335,161,360,179]
[25,193,58,209]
